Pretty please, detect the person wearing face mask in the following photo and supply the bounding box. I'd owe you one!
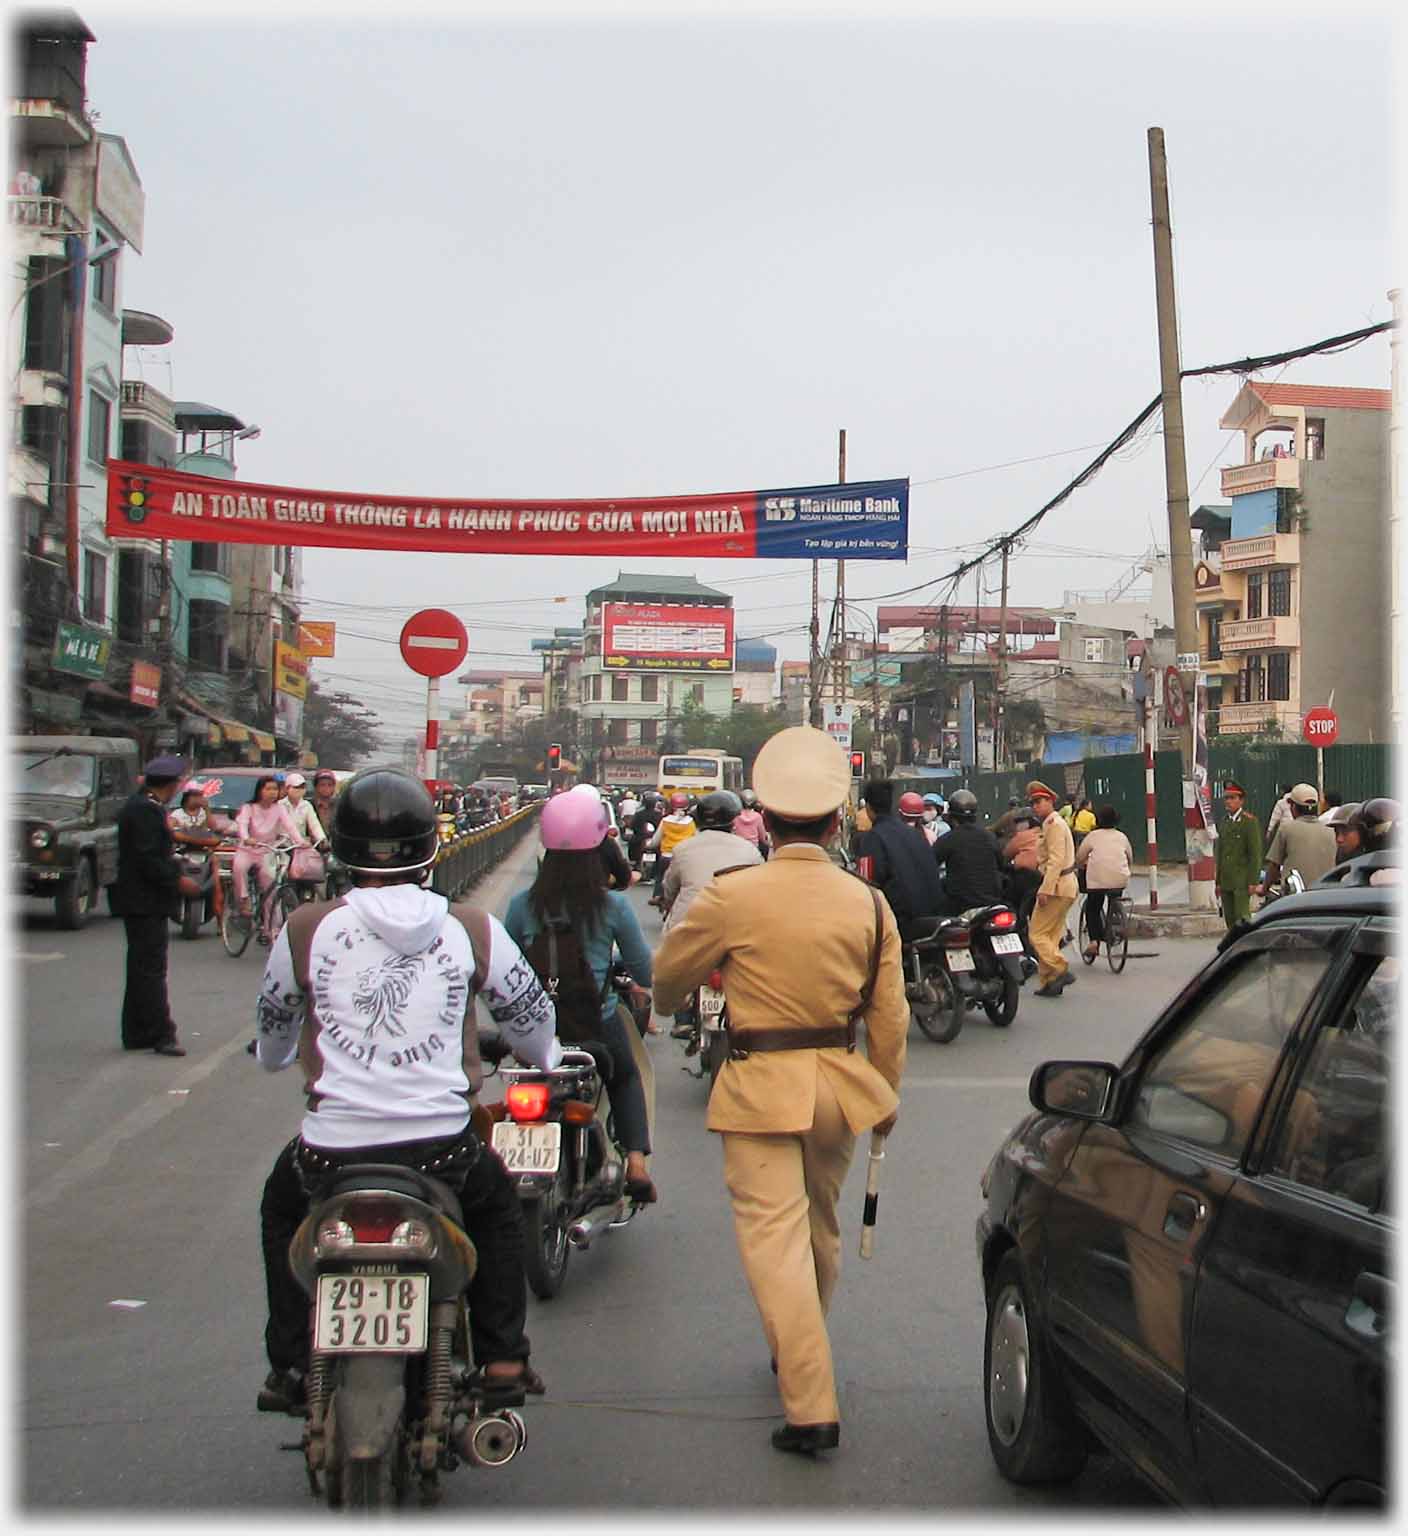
[919,794,948,846]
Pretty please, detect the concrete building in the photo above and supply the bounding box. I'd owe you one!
[577,574,735,764]
[1194,382,1392,742]
[733,637,777,708]
[452,669,544,740]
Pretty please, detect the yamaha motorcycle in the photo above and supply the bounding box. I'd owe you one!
[286,1162,528,1510]
[905,903,1027,1044]
[674,969,730,1089]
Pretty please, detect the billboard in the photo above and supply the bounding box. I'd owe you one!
[602,602,735,672]
[274,641,309,699]
[107,462,909,561]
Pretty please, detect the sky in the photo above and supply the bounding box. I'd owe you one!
[74,0,1401,748]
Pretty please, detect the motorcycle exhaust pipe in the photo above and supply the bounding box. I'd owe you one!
[457,1409,527,1468]
[568,1200,624,1250]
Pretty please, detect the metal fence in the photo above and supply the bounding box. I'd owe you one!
[429,803,541,900]
[893,741,1395,862]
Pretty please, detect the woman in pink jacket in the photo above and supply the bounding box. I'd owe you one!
[232,775,304,925]
[1075,805,1134,961]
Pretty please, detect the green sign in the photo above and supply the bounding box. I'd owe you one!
[52,622,111,681]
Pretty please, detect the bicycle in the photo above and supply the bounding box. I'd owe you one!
[1078,891,1130,974]
[219,840,300,958]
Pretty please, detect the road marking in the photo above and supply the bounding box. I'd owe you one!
[899,1077,1028,1089]
[18,952,65,962]
[108,1299,146,1310]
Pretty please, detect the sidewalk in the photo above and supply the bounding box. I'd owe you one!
[1124,862,1227,938]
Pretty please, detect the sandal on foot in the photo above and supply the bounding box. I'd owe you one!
[467,1363,545,1404]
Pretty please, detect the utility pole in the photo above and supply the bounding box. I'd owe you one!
[834,429,847,705]
[808,556,822,729]
[995,538,1011,770]
[1148,126,1214,909]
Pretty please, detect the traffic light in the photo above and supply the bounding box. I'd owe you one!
[546,743,562,771]
[849,751,866,779]
[124,475,148,524]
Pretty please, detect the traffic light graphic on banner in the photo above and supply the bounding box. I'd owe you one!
[123,475,148,524]
[849,751,866,779]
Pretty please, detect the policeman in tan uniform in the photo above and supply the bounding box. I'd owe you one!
[654,727,908,1457]
[1026,779,1079,996]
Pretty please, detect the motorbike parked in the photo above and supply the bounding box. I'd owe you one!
[286,1162,528,1510]
[485,1038,646,1300]
[905,903,1027,1044]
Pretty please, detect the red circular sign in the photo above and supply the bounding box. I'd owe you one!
[1303,707,1339,747]
[399,609,468,678]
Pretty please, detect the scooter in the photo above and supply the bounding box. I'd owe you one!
[674,970,729,1088]
[286,1161,528,1509]
[906,904,1026,1044]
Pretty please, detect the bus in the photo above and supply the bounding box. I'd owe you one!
[657,750,745,799]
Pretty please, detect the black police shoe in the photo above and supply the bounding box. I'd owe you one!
[771,1421,840,1455]
[257,1367,307,1415]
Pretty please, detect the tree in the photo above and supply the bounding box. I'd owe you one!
[304,681,383,769]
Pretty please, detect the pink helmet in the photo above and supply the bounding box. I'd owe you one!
[540,784,610,851]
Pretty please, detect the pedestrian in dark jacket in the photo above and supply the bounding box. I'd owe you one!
[110,754,200,1055]
[854,780,945,939]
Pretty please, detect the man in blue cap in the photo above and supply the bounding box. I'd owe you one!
[110,754,201,1055]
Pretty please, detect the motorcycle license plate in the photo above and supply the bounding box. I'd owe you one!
[492,1120,561,1174]
[698,986,726,1019]
[947,948,976,972]
[314,1273,428,1354]
[991,934,1025,955]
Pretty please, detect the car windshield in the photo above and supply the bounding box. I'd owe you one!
[17,751,96,799]
[186,773,266,810]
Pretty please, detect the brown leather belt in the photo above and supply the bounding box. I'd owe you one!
[729,1026,853,1058]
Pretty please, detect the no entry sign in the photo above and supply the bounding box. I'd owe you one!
[399,609,468,678]
[1303,707,1339,747]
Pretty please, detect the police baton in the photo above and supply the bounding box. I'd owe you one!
[858,1131,888,1259]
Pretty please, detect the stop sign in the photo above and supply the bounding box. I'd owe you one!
[399,608,468,677]
[1303,707,1339,747]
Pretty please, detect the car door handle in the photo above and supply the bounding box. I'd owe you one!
[1353,1271,1392,1319]
[1162,1191,1207,1240]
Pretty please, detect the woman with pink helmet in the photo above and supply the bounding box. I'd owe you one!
[503,786,658,1202]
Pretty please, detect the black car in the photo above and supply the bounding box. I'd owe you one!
[976,872,1393,1508]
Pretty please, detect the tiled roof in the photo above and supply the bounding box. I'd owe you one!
[1248,383,1392,412]
[587,572,731,601]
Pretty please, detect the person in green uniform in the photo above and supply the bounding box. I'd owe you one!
[1214,780,1262,931]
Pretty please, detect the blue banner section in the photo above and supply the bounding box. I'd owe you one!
[753,478,908,560]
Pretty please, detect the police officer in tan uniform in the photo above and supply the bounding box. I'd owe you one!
[1026,779,1079,996]
[654,727,908,1457]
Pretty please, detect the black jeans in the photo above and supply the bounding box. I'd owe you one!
[260,1130,531,1375]
[121,914,176,1049]
[1084,889,1121,943]
[593,1004,651,1155]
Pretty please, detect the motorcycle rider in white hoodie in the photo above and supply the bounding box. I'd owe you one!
[254,768,562,1414]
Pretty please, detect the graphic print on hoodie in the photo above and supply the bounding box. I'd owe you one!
[256,884,559,1149]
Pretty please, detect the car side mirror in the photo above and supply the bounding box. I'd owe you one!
[1029,1060,1119,1120]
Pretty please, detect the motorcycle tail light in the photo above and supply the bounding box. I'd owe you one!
[562,1099,595,1126]
[708,969,723,990]
[316,1218,355,1253]
[344,1199,404,1243]
[943,928,972,947]
[506,1082,552,1122]
[390,1219,437,1253]
[989,910,1017,930]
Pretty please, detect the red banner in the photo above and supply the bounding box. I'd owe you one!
[105,461,910,561]
[602,602,735,671]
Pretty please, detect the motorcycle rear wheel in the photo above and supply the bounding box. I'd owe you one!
[338,1452,398,1510]
[523,1178,572,1300]
[983,976,1021,1028]
[179,896,202,941]
[913,965,964,1044]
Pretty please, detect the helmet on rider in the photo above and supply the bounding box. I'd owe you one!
[1349,797,1397,854]
[693,790,742,830]
[669,792,689,812]
[1325,801,1364,860]
[331,768,440,878]
[740,788,758,808]
[947,788,979,822]
[898,791,926,823]
[922,793,945,807]
[540,786,611,851]
[313,769,336,787]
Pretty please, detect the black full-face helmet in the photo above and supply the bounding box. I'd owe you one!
[693,790,743,831]
[947,788,979,822]
[332,768,440,877]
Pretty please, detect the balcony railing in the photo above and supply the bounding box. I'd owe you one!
[1215,702,1298,735]
[1218,615,1299,653]
[7,194,82,232]
[120,380,177,425]
[1220,458,1301,497]
[1219,532,1301,572]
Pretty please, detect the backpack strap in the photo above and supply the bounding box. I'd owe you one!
[844,885,886,1051]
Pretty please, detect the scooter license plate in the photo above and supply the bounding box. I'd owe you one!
[314,1272,429,1354]
[947,948,976,972]
[991,934,1025,955]
[698,986,726,1019]
[492,1120,562,1174]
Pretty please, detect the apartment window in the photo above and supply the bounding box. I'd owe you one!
[1084,637,1106,663]
[609,717,628,744]
[1240,656,1266,705]
[91,239,117,311]
[591,674,603,701]
[22,256,69,372]
[1268,568,1292,618]
[640,717,658,743]
[1207,612,1223,662]
[1245,572,1263,621]
[611,675,629,702]
[187,598,228,670]
[190,542,230,577]
[82,549,107,625]
[1267,651,1291,702]
[640,676,659,703]
[86,390,112,465]
[579,680,589,705]
[1305,418,1325,461]
[689,684,705,706]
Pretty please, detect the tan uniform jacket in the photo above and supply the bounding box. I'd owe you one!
[653,843,907,1135]
[1037,811,1079,900]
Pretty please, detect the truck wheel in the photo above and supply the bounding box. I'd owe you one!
[55,857,95,930]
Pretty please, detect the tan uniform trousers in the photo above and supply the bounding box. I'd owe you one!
[720,1070,855,1426]
[1029,894,1075,987]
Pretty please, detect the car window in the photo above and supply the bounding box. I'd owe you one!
[1264,953,1396,1214]
[18,751,96,798]
[97,758,126,796]
[1128,934,1336,1160]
